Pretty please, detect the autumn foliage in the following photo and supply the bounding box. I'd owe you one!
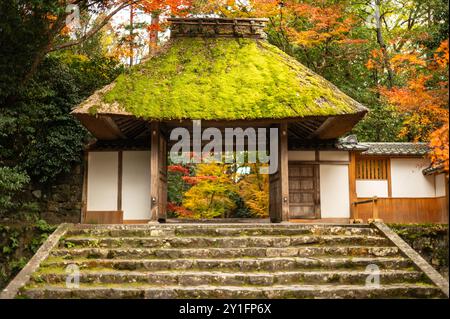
[376,40,449,173]
[167,160,269,219]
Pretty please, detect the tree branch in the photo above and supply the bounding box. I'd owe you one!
[48,1,134,53]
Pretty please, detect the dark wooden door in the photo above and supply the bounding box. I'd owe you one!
[288,163,320,219]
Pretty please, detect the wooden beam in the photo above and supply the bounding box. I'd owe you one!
[73,114,126,140]
[310,114,366,139]
[307,117,334,139]
[100,116,127,139]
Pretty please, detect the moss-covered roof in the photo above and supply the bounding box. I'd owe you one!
[73,37,367,120]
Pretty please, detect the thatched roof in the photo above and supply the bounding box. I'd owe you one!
[72,40,366,121]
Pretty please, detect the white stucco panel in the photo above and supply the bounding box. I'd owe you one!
[390,158,435,198]
[435,174,446,197]
[87,151,118,211]
[319,164,350,218]
[319,151,349,162]
[288,151,316,161]
[356,180,389,198]
[122,151,152,220]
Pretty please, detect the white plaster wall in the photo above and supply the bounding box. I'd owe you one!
[288,151,315,161]
[87,152,118,211]
[391,158,435,198]
[435,174,446,197]
[319,151,349,162]
[122,151,151,220]
[356,180,389,198]
[319,164,350,218]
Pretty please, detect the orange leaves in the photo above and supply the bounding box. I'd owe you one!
[379,39,449,172]
[208,1,362,48]
[390,53,427,74]
[138,0,192,16]
[366,49,384,70]
[434,39,449,69]
[167,202,194,218]
[168,164,190,175]
[285,2,359,48]
[429,120,449,174]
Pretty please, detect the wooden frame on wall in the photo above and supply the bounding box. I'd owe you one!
[83,149,152,224]
[355,155,392,198]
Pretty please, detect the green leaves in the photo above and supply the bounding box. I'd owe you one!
[0,167,30,214]
[0,51,121,213]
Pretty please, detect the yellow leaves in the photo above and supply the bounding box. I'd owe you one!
[182,162,238,218]
[251,0,280,17]
[177,161,269,219]
[237,163,269,218]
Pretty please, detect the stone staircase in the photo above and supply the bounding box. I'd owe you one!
[9,223,448,299]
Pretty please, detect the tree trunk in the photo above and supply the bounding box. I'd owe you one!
[149,12,159,54]
[374,0,394,88]
[129,5,134,67]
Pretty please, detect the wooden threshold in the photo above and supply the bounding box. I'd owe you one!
[166,218,271,224]
[123,219,151,224]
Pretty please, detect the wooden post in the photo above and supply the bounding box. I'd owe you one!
[373,196,379,220]
[387,158,392,198]
[349,152,357,220]
[353,204,359,221]
[117,151,123,212]
[81,152,89,223]
[150,121,168,222]
[150,122,160,222]
[280,122,290,222]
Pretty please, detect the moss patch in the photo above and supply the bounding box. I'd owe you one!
[389,223,448,279]
[100,38,364,120]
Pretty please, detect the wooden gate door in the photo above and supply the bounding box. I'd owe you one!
[288,163,320,219]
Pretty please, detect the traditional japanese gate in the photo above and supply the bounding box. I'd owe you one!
[73,17,368,224]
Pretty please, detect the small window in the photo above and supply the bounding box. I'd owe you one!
[356,158,389,180]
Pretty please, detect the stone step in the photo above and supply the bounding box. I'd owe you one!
[50,246,401,260]
[21,283,444,299]
[31,269,426,286]
[59,235,391,249]
[66,225,380,238]
[40,256,413,272]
